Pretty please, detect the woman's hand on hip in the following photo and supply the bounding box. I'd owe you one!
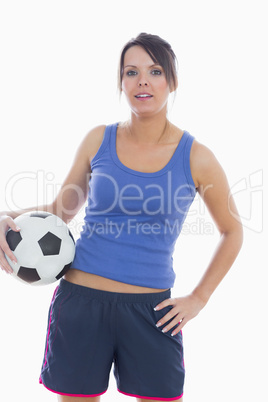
[154,293,206,336]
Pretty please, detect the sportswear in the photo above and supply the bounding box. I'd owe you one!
[39,279,184,400]
[71,123,196,288]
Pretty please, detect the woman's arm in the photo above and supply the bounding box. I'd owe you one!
[189,141,243,303]
[0,125,106,272]
[154,141,243,336]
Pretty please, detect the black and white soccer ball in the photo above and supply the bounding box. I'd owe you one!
[5,212,75,285]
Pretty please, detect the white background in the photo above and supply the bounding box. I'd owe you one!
[0,1,267,401]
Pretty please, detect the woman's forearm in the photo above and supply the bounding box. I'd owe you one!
[0,204,54,220]
[192,226,243,305]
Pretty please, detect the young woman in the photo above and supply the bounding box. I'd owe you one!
[0,33,243,401]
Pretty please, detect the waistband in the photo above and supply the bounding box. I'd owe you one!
[59,279,171,303]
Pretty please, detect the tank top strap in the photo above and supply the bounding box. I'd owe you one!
[181,131,196,195]
[105,122,118,154]
[90,123,117,169]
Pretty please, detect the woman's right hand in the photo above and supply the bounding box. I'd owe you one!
[0,215,21,274]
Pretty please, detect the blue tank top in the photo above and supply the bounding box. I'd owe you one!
[71,123,196,288]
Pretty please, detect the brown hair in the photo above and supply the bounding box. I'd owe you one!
[118,33,178,92]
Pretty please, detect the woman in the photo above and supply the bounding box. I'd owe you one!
[0,33,243,401]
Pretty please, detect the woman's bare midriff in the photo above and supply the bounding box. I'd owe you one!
[64,268,168,293]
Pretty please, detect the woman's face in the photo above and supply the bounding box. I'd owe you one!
[121,46,171,118]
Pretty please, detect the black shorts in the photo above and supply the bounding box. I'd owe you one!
[39,279,185,400]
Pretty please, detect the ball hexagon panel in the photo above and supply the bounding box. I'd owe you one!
[17,266,41,283]
[38,232,62,256]
[11,237,44,268]
[36,256,65,280]
[6,230,23,251]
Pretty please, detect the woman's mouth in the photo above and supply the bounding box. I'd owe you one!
[135,93,153,100]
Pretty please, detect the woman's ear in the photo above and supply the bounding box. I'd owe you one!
[170,77,178,93]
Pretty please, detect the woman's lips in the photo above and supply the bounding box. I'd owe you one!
[135,93,153,100]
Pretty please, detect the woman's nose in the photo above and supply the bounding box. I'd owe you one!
[138,75,149,87]
[139,81,148,87]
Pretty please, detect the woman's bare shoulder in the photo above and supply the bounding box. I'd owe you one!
[191,139,217,166]
[190,139,224,189]
[80,125,106,163]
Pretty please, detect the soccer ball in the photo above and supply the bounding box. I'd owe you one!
[5,211,75,285]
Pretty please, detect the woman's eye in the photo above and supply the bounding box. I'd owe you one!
[151,69,162,75]
[126,70,137,76]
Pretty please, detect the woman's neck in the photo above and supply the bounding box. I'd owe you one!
[127,114,171,145]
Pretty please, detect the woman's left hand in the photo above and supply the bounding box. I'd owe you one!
[154,293,207,336]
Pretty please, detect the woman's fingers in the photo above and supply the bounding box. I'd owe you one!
[0,215,20,274]
[154,294,206,335]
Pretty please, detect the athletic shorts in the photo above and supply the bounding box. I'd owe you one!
[39,279,185,400]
